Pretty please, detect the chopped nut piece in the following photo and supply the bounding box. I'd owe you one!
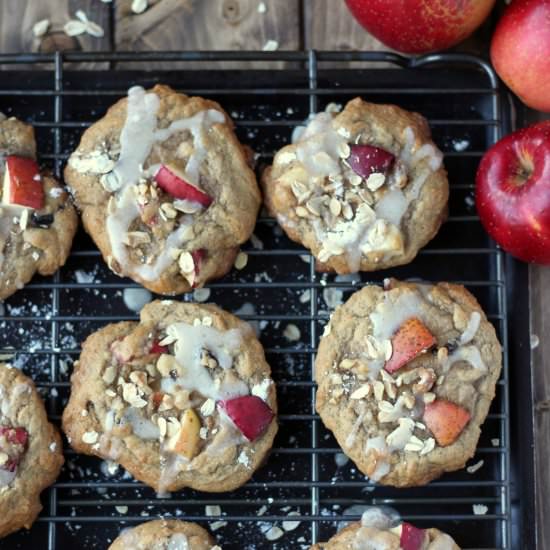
[339,358,356,370]
[157,354,177,377]
[296,206,309,218]
[350,383,371,400]
[329,197,342,216]
[283,323,301,342]
[82,431,99,444]
[178,251,194,274]
[366,172,386,191]
[372,380,385,401]
[200,398,215,416]
[423,392,436,404]
[102,366,117,385]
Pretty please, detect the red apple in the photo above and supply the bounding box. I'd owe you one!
[219,395,274,441]
[476,121,550,264]
[384,317,436,374]
[154,165,212,207]
[2,156,44,209]
[491,0,550,112]
[347,145,395,179]
[344,0,496,54]
[423,399,470,446]
[400,522,427,550]
[149,340,168,354]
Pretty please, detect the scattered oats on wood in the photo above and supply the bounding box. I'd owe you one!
[131,0,148,14]
[32,19,50,38]
[262,40,279,51]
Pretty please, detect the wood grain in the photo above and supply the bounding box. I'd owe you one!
[0,0,111,67]
[115,0,301,69]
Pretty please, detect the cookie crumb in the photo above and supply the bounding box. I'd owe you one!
[234,251,248,270]
[466,459,484,474]
[209,520,227,531]
[473,504,488,515]
[262,40,279,51]
[205,505,221,517]
[282,511,301,531]
[491,438,500,447]
[283,323,301,342]
[115,506,128,514]
[265,525,284,541]
[237,449,250,468]
[299,289,311,303]
[193,288,211,302]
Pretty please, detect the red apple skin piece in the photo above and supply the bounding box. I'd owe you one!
[154,165,212,207]
[384,317,436,374]
[150,340,168,354]
[491,0,550,112]
[0,426,28,447]
[220,395,274,442]
[476,121,550,264]
[347,145,395,179]
[400,522,427,550]
[423,399,471,447]
[3,156,44,209]
[344,0,495,54]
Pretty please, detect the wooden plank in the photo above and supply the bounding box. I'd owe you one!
[115,0,301,69]
[0,0,111,67]
[530,264,550,549]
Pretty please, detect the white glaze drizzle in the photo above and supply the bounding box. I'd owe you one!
[459,311,481,345]
[104,86,225,280]
[166,533,189,550]
[287,110,443,271]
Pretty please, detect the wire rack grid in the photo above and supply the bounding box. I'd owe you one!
[0,50,521,550]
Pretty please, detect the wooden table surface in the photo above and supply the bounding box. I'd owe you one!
[1,0,547,546]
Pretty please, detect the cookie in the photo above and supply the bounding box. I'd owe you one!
[109,519,219,550]
[65,85,261,295]
[62,300,277,493]
[0,363,64,538]
[262,98,448,273]
[311,509,460,550]
[0,115,78,300]
[315,279,502,487]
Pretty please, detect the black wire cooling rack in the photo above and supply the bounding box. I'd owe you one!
[0,51,535,550]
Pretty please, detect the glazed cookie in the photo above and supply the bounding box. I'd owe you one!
[65,85,260,295]
[315,279,501,487]
[109,519,219,550]
[62,300,277,493]
[311,509,459,550]
[0,114,78,300]
[262,98,448,273]
[0,363,64,538]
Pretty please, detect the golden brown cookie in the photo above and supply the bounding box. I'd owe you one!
[62,300,277,493]
[0,363,64,538]
[109,519,219,550]
[311,509,460,550]
[0,115,78,300]
[315,279,501,487]
[65,84,260,295]
[262,98,448,273]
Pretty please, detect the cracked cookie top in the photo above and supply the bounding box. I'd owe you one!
[262,98,448,273]
[65,85,260,295]
[62,300,277,493]
[315,279,501,487]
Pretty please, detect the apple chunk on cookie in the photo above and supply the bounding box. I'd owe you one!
[423,399,471,446]
[155,164,212,207]
[2,156,44,209]
[384,317,436,373]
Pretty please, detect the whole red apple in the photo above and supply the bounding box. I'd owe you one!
[476,121,550,264]
[344,0,496,54]
[490,0,550,112]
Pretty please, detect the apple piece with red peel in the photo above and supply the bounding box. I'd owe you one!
[154,165,212,207]
[150,340,168,354]
[0,426,29,473]
[491,0,550,112]
[344,0,495,54]
[423,399,471,447]
[475,121,550,264]
[400,522,427,550]
[190,249,206,288]
[384,317,436,374]
[219,395,274,442]
[0,426,28,447]
[2,156,44,210]
[347,145,395,179]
